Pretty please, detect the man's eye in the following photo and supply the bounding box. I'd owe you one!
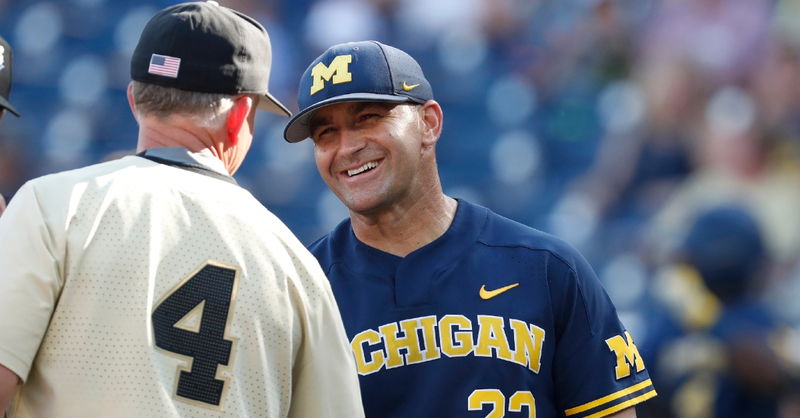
[317,127,334,136]
[312,127,334,141]
[360,113,380,121]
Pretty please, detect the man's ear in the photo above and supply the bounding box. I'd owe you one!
[226,95,254,146]
[420,100,443,147]
[126,82,137,120]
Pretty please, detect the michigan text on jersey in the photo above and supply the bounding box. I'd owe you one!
[351,314,546,376]
[351,315,646,380]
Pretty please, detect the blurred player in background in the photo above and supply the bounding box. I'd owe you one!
[283,40,656,417]
[639,204,800,418]
[0,34,20,216]
[0,2,363,417]
[0,35,20,122]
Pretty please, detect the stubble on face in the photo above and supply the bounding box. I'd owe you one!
[313,103,426,217]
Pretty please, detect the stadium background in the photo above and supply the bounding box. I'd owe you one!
[2,0,800,415]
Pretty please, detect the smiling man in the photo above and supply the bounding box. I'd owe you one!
[283,40,656,418]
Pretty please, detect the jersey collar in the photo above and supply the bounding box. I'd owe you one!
[140,147,230,176]
[341,199,488,306]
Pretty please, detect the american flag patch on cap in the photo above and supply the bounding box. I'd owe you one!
[148,54,180,78]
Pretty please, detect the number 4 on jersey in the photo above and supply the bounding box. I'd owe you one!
[152,262,239,408]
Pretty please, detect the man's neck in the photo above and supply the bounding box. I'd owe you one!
[350,194,458,257]
[136,115,218,155]
[135,115,238,174]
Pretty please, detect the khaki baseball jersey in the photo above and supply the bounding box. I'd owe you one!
[0,149,364,417]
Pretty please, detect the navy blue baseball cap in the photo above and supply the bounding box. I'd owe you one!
[283,40,433,142]
[682,204,766,301]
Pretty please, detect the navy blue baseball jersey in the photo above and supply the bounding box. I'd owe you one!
[310,199,656,417]
[639,266,792,418]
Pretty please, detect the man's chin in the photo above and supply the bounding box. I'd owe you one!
[342,194,389,217]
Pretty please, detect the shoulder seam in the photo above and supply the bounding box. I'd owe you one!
[476,240,579,276]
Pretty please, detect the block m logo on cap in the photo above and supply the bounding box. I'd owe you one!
[310,54,352,95]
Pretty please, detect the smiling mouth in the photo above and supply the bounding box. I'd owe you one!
[346,160,379,177]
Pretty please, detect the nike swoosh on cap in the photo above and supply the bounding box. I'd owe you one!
[402,81,420,91]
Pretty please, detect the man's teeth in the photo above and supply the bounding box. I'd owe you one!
[347,161,378,177]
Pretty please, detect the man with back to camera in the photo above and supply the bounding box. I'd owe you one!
[283,40,657,417]
[0,34,21,216]
[0,2,364,417]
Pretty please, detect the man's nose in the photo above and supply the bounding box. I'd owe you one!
[339,127,366,153]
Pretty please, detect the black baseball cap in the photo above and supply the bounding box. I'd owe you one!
[0,36,20,117]
[131,1,289,116]
[283,40,433,142]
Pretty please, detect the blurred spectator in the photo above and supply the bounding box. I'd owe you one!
[640,204,800,418]
[748,35,800,167]
[550,57,704,256]
[648,87,800,271]
[640,0,773,84]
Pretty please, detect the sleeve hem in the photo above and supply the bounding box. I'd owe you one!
[564,379,656,417]
[0,348,31,383]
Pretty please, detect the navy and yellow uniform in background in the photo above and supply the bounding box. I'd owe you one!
[640,205,800,418]
[311,200,656,417]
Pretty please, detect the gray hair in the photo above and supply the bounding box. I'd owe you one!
[130,81,235,129]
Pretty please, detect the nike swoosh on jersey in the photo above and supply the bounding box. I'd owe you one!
[402,82,420,91]
[479,283,520,300]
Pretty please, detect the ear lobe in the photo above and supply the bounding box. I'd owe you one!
[226,96,254,146]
